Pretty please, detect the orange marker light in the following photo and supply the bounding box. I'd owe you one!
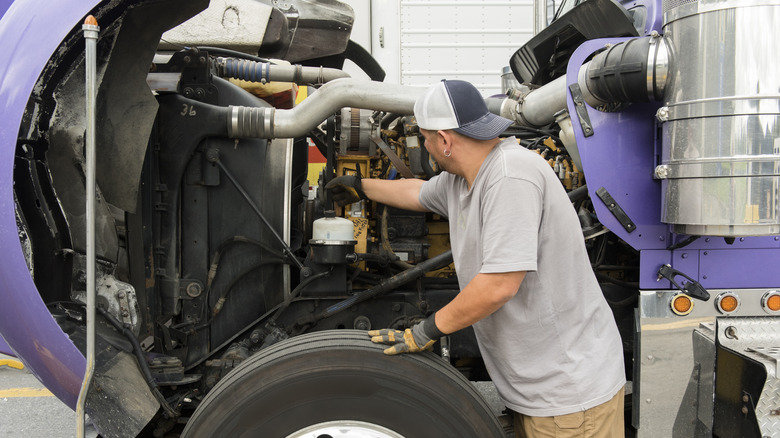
[671,293,693,316]
[762,291,780,313]
[715,293,740,314]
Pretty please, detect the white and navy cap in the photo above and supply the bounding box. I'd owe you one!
[414,79,514,140]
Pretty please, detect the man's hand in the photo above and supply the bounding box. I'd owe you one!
[368,314,444,355]
[325,175,366,206]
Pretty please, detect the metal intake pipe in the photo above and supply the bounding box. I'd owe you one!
[228,78,424,139]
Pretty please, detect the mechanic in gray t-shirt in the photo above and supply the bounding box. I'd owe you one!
[326,79,625,438]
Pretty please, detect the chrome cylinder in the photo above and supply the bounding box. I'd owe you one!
[658,0,780,236]
[77,15,99,438]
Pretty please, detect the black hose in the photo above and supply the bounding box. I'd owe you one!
[207,236,284,292]
[666,235,699,251]
[380,113,402,130]
[568,184,589,202]
[96,307,178,418]
[586,37,655,103]
[270,269,334,324]
[212,260,285,317]
[310,251,454,323]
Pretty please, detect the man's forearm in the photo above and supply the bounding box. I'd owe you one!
[361,178,427,212]
[435,271,526,334]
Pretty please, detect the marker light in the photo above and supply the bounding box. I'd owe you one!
[761,291,780,314]
[671,293,693,316]
[715,292,740,314]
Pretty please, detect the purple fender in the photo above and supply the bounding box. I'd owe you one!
[0,333,13,356]
[0,0,102,408]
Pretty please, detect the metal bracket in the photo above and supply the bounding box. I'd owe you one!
[569,83,593,137]
[595,187,636,233]
[370,134,415,179]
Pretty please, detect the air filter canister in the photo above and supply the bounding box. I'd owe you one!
[657,0,780,236]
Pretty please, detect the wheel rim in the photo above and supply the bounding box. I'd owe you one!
[285,420,405,438]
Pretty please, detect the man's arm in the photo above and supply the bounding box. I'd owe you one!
[369,270,525,355]
[361,178,427,212]
[435,271,526,334]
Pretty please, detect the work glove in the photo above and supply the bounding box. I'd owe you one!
[325,175,366,206]
[368,313,444,355]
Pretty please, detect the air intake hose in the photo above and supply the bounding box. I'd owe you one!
[584,35,669,104]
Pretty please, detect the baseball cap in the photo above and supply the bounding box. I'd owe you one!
[414,79,514,140]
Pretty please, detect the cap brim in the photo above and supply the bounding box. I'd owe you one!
[453,112,514,140]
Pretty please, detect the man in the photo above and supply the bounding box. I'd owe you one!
[326,79,625,438]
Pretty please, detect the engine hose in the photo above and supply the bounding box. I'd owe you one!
[95,307,178,418]
[212,259,285,317]
[270,268,334,324]
[217,57,350,85]
[206,236,284,292]
[312,250,454,323]
[585,35,669,104]
[567,184,589,202]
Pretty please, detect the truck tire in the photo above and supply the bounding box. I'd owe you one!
[181,330,504,437]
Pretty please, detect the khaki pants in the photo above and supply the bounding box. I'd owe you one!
[513,388,625,438]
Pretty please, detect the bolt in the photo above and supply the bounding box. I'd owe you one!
[655,165,670,179]
[659,236,665,241]
[118,291,126,299]
[743,394,750,403]
[656,106,669,122]
[205,148,220,163]
[646,398,652,404]
[392,303,401,312]
[183,55,191,64]
[183,87,194,98]
[186,282,203,298]
[195,88,206,99]
[249,329,263,344]
[742,407,749,415]
[682,253,688,259]
[199,56,206,64]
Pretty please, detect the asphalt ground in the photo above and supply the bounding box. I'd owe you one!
[0,354,98,438]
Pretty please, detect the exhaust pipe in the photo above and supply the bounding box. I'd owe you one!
[227,78,424,139]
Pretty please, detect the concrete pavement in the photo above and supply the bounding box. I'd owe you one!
[0,354,98,438]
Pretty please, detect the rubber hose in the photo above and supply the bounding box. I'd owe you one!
[586,37,651,103]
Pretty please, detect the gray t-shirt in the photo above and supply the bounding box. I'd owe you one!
[419,137,625,417]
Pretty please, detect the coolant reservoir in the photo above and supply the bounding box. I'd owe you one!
[312,212,354,241]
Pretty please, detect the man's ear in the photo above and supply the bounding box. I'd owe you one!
[438,130,455,147]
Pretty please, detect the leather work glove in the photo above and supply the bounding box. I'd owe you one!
[368,314,445,355]
[325,175,366,206]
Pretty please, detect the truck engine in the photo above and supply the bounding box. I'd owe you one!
[0,0,779,437]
